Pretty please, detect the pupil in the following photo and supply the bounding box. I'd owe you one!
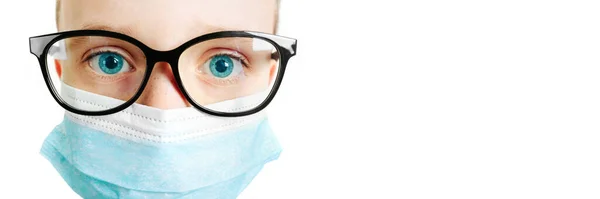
[104,56,119,69]
[215,59,229,73]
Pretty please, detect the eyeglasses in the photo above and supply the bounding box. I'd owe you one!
[29,30,297,117]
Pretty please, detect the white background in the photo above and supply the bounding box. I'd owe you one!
[1,0,600,198]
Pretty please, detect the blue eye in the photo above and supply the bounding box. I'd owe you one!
[98,52,124,74]
[209,55,235,78]
[89,52,131,75]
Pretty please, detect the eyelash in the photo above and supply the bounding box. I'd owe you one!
[211,51,251,68]
[81,48,250,70]
[83,50,128,63]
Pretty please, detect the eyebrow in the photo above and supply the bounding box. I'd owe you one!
[77,23,244,48]
[75,23,266,54]
[80,24,136,36]
[80,22,239,37]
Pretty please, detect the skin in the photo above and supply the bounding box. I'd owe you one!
[55,0,278,109]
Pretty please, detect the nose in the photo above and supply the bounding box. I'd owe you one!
[136,62,190,109]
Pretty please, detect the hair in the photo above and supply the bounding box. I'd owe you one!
[55,0,60,27]
[274,0,280,33]
[56,0,281,33]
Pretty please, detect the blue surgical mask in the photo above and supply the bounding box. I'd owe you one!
[40,84,282,199]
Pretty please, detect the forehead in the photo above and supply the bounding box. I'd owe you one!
[59,0,277,50]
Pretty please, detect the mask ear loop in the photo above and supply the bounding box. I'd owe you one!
[48,40,68,60]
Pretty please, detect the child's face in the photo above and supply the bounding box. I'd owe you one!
[56,0,278,109]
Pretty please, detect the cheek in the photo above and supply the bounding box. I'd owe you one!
[118,77,142,94]
[245,70,272,93]
[60,60,78,85]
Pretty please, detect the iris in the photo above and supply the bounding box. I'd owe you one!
[209,55,234,78]
[98,52,124,74]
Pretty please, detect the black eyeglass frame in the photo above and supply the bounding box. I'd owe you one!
[29,30,297,117]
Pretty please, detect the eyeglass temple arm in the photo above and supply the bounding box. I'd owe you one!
[29,34,62,59]
[277,38,297,56]
[249,32,297,57]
